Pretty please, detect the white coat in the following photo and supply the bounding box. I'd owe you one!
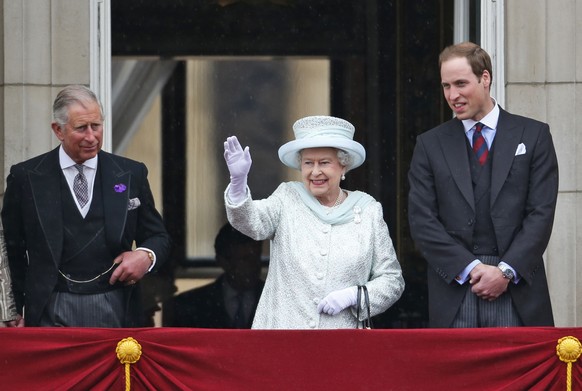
[225,182,404,329]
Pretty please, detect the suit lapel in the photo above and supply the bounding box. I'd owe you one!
[439,120,475,210]
[491,109,523,206]
[29,148,64,266]
[98,151,131,246]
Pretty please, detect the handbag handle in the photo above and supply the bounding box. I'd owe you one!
[356,285,373,329]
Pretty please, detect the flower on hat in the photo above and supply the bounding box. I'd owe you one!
[114,183,127,193]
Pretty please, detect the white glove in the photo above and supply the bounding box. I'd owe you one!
[317,286,358,316]
[223,136,252,204]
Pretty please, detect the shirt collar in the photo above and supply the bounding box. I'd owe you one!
[462,97,500,133]
[58,145,98,170]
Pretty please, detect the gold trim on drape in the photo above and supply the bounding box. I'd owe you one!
[557,336,581,391]
[116,337,142,391]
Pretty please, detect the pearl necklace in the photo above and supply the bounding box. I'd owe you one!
[320,188,344,209]
[332,188,344,207]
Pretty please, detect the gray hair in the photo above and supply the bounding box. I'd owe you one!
[296,148,352,168]
[53,85,104,126]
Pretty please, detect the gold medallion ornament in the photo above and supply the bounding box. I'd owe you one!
[116,337,142,391]
[556,336,582,391]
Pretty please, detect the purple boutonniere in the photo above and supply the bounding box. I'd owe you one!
[114,183,127,193]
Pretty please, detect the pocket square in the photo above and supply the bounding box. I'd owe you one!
[515,143,526,156]
[128,198,141,210]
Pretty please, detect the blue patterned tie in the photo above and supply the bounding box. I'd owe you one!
[472,123,488,165]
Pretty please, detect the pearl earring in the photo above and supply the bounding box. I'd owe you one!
[341,174,346,181]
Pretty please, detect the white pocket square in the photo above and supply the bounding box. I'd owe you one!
[515,143,526,156]
[128,197,141,210]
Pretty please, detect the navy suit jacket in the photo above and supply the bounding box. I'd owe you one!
[408,108,558,327]
[1,147,171,326]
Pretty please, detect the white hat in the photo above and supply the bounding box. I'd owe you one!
[278,116,366,171]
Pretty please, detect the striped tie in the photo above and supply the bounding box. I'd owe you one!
[472,122,488,165]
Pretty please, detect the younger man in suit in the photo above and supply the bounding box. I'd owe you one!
[408,42,558,328]
[1,85,171,327]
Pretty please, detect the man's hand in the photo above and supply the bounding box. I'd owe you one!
[469,263,509,301]
[3,313,25,327]
[109,250,152,285]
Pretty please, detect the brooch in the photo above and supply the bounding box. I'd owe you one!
[353,206,362,224]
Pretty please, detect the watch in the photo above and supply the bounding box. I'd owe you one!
[498,265,515,281]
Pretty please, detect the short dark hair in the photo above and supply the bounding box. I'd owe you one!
[439,41,493,81]
[214,223,262,258]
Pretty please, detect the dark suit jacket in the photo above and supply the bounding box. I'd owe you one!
[163,274,264,328]
[408,108,558,327]
[1,147,171,326]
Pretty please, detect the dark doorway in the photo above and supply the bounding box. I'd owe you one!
[111,0,454,328]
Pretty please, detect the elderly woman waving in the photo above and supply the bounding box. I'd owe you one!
[223,116,404,329]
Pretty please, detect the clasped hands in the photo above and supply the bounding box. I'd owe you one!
[2,313,24,327]
[469,263,510,301]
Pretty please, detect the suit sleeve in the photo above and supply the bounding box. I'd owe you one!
[497,123,558,283]
[0,223,17,321]
[408,135,476,283]
[1,166,28,313]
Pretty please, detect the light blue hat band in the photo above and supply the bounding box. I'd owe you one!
[294,125,354,141]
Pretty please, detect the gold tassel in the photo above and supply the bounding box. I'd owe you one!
[556,336,581,391]
[116,337,142,391]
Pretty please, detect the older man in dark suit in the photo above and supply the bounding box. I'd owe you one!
[408,42,558,328]
[1,85,171,327]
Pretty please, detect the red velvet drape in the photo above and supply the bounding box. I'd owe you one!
[1,327,581,390]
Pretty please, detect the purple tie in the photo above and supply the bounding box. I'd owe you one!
[472,123,488,166]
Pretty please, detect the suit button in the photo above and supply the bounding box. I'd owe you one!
[473,245,479,251]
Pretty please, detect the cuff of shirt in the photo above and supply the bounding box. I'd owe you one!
[135,247,156,272]
[455,259,482,285]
